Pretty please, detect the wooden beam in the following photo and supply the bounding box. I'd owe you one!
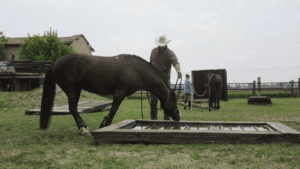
[253,80,256,96]
[257,77,261,96]
[11,73,16,92]
[298,78,300,98]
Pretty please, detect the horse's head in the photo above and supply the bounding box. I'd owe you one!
[163,88,181,121]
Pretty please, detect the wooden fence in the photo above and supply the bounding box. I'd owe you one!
[227,77,300,97]
[6,59,53,73]
[1,61,299,98]
[131,77,300,98]
[0,59,53,91]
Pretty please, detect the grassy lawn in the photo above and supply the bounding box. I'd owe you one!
[0,85,300,168]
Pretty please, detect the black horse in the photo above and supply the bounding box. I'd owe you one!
[40,53,181,135]
[205,73,223,111]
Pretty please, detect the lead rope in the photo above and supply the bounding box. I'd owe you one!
[191,85,207,97]
[141,89,144,119]
[142,77,181,119]
[177,77,182,98]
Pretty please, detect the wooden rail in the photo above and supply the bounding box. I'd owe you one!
[2,60,300,98]
[234,77,300,97]
[131,77,300,98]
[0,59,54,91]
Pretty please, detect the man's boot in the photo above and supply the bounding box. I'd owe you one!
[184,99,187,110]
[150,103,158,120]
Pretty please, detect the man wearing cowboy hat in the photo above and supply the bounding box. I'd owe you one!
[150,35,182,120]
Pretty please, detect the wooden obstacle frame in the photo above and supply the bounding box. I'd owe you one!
[248,77,272,105]
[92,119,300,145]
[248,96,272,105]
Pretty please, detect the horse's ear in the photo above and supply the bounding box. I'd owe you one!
[170,88,176,95]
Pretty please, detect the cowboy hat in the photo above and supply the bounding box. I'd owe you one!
[155,35,171,46]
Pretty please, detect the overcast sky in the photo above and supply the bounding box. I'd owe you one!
[1,0,300,84]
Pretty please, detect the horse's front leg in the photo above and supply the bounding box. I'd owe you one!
[99,89,126,128]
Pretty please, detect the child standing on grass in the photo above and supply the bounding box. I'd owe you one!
[184,74,192,110]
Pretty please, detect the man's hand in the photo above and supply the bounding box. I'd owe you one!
[178,72,182,78]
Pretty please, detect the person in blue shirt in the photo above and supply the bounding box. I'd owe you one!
[184,74,192,110]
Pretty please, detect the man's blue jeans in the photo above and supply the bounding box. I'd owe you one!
[150,79,171,120]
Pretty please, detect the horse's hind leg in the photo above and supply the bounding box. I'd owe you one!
[208,98,213,111]
[66,88,89,135]
[214,98,217,109]
[217,95,221,110]
[216,88,221,110]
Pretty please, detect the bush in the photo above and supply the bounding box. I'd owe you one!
[18,28,75,61]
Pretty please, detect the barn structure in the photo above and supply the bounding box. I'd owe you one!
[191,69,228,102]
[1,34,94,61]
[0,34,95,92]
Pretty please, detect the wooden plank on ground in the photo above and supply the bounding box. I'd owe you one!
[25,100,112,115]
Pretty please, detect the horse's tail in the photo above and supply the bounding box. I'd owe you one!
[40,63,56,130]
[218,79,223,98]
[210,75,217,97]
[215,75,222,98]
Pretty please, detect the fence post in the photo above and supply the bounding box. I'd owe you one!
[298,78,300,98]
[290,80,294,97]
[27,79,31,91]
[253,80,256,96]
[257,77,261,96]
[11,73,16,92]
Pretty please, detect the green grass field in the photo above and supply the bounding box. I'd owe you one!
[0,85,300,168]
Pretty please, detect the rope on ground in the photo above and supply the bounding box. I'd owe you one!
[191,85,207,97]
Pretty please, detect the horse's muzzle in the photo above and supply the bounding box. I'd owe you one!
[172,110,181,121]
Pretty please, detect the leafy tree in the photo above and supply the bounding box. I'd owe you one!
[0,31,9,60]
[19,28,75,61]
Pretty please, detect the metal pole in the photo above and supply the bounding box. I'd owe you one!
[291,80,294,97]
[257,77,261,96]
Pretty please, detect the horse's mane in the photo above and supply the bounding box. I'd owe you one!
[128,54,170,89]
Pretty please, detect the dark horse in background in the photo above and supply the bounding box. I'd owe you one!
[205,73,223,111]
[40,53,181,135]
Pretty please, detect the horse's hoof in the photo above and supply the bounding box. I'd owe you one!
[80,127,90,136]
[100,122,106,128]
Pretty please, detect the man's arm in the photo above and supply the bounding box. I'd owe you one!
[170,52,182,78]
[174,63,182,78]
